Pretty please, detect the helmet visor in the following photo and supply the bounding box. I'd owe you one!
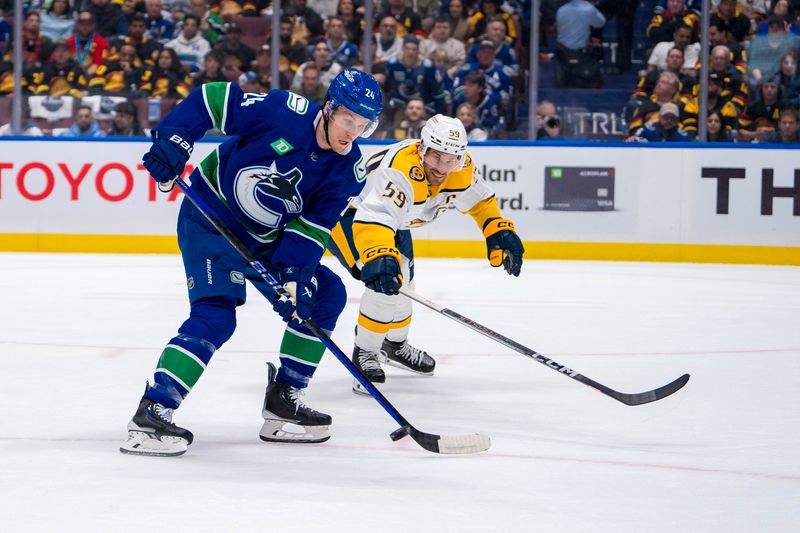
[423,148,463,173]
[329,103,379,138]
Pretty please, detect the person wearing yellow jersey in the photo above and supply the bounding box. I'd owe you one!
[328,114,524,394]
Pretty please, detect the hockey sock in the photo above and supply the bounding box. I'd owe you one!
[275,322,327,388]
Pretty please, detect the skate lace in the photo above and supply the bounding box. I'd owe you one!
[357,349,382,371]
[153,403,174,424]
[287,387,310,415]
[395,342,424,364]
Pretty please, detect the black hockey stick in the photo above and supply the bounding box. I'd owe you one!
[173,177,490,454]
[399,287,690,406]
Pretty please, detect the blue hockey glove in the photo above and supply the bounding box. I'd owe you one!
[483,218,524,277]
[273,266,317,323]
[361,246,403,296]
[142,127,194,190]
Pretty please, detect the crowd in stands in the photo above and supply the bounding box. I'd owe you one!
[0,1,798,143]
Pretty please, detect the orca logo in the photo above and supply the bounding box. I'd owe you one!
[234,162,304,228]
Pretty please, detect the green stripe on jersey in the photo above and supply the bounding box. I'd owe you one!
[156,345,207,390]
[284,217,330,249]
[202,82,229,132]
[280,328,326,365]
[199,148,220,193]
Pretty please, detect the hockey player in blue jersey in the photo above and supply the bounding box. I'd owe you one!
[120,69,383,457]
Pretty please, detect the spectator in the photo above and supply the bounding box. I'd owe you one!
[144,0,175,44]
[138,47,192,99]
[708,20,747,73]
[59,104,107,137]
[763,106,800,143]
[421,17,466,77]
[237,70,262,93]
[41,0,76,43]
[455,40,514,105]
[627,102,690,142]
[626,70,683,133]
[285,0,325,46]
[307,0,339,21]
[112,14,160,67]
[456,102,488,140]
[711,0,752,43]
[251,44,291,91]
[445,0,471,42]
[336,0,364,45]
[647,0,699,45]
[536,100,563,140]
[428,48,455,103]
[324,16,360,68]
[756,0,800,36]
[452,70,501,134]
[374,15,404,63]
[378,0,424,39]
[0,9,10,54]
[107,100,146,136]
[67,11,109,77]
[748,16,798,86]
[89,42,141,95]
[25,40,87,98]
[710,45,748,111]
[393,97,427,139]
[117,0,139,36]
[192,50,228,88]
[469,0,518,44]
[278,15,309,74]
[706,110,733,142]
[778,51,800,103]
[175,0,223,45]
[89,0,123,39]
[0,54,13,95]
[213,22,256,76]
[555,0,606,88]
[683,73,739,137]
[19,11,55,68]
[647,23,700,74]
[466,19,517,76]
[386,35,447,118]
[0,100,44,136]
[634,47,695,101]
[294,63,326,103]
[291,41,343,92]
[738,76,783,142]
[165,14,212,74]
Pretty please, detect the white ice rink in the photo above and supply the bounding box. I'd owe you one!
[0,253,798,532]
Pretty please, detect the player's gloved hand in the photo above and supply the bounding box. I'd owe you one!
[483,218,524,277]
[273,266,318,323]
[361,246,403,295]
[142,127,194,191]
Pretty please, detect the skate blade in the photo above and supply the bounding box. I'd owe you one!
[119,431,188,457]
[259,419,330,444]
[382,357,435,376]
[352,378,382,396]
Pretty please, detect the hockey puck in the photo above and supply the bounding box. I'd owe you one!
[390,426,410,441]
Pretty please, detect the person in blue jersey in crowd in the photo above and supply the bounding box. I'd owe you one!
[121,68,383,457]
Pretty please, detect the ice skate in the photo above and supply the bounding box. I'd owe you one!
[260,362,331,443]
[351,345,385,396]
[120,384,194,457]
[381,339,435,375]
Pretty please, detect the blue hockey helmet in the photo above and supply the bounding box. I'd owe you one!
[325,69,383,138]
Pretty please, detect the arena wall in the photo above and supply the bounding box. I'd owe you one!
[0,138,797,265]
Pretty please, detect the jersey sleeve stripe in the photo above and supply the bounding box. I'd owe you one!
[202,82,229,133]
[298,215,331,236]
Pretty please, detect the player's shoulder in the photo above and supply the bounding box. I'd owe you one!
[374,139,427,199]
[441,152,477,192]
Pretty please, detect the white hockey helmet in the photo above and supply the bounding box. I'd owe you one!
[420,114,469,170]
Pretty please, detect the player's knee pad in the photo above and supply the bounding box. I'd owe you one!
[310,265,346,330]
[179,296,238,348]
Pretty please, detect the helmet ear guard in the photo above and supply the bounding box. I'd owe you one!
[420,114,469,169]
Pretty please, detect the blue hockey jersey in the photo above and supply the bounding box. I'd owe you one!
[154,82,368,271]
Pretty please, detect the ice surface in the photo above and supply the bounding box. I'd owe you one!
[0,254,798,532]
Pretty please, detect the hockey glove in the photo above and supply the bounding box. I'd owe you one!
[142,127,194,191]
[483,218,524,277]
[273,266,318,323]
[361,246,403,296]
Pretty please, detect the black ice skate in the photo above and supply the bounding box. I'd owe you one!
[260,362,331,443]
[120,384,194,457]
[351,345,386,396]
[381,339,436,375]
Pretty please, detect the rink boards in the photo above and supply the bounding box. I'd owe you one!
[0,138,797,265]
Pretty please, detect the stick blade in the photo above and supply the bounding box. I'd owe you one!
[407,426,491,454]
[616,373,691,406]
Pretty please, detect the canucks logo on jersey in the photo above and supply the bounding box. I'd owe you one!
[233,161,304,228]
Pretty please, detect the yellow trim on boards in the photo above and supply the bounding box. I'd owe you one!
[0,234,798,266]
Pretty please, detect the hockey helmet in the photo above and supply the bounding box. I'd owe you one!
[420,114,468,169]
[325,69,383,138]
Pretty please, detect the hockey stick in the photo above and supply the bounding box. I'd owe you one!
[172,177,490,454]
[399,287,690,406]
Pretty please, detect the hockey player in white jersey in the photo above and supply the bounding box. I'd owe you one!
[328,114,525,394]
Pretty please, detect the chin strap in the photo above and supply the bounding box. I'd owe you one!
[322,101,334,149]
